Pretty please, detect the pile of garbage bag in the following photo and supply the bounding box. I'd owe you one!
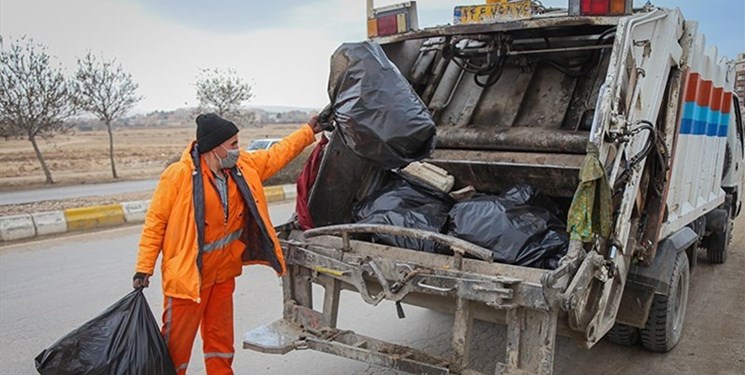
[353,179,453,254]
[448,185,568,270]
[353,174,568,269]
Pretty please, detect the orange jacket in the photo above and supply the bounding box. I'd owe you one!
[136,124,315,302]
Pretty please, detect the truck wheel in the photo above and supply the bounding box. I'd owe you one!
[705,217,732,264]
[606,323,640,346]
[640,251,690,352]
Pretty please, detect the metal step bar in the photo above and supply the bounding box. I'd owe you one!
[244,319,451,375]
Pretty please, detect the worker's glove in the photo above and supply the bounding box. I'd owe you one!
[132,273,150,289]
[309,115,323,134]
[317,104,335,132]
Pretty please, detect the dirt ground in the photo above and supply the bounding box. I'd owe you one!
[0,124,303,190]
[0,124,310,216]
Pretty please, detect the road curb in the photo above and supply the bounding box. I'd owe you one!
[32,211,67,236]
[0,214,36,241]
[64,204,126,231]
[264,186,285,203]
[0,184,297,243]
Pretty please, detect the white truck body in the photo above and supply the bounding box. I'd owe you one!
[244,4,743,374]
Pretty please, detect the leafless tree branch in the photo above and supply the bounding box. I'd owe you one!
[74,52,142,179]
[0,35,77,184]
[194,67,254,125]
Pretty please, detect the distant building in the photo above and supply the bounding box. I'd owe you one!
[735,53,745,116]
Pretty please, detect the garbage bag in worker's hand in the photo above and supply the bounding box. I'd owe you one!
[35,289,175,375]
[328,41,436,170]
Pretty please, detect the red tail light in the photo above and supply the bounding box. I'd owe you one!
[571,0,632,16]
[367,2,419,38]
[581,0,609,15]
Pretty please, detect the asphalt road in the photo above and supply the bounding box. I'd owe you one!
[0,179,158,205]
[1,203,743,374]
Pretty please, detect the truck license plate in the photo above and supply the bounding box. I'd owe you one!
[454,0,532,25]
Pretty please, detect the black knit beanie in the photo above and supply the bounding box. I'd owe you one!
[195,113,239,154]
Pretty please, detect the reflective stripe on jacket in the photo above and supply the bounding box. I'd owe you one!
[136,124,315,302]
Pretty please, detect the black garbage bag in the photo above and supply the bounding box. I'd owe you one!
[328,41,436,169]
[354,179,452,254]
[35,289,175,375]
[448,192,568,269]
[498,183,564,218]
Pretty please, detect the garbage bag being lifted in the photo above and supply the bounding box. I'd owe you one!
[35,289,176,375]
[328,41,436,170]
[448,185,568,269]
[354,178,453,254]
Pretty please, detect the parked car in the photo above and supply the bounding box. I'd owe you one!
[245,138,280,152]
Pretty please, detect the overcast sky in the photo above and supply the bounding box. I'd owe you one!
[1,0,743,113]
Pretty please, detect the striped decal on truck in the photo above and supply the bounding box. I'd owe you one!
[680,72,732,137]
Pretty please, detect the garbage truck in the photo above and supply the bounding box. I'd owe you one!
[244,1,744,374]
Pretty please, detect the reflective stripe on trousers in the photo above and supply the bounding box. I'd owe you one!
[205,352,235,359]
[164,297,173,344]
[161,279,236,375]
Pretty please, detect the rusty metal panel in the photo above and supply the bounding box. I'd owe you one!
[427,146,582,199]
[471,66,535,127]
[437,71,483,127]
[504,308,557,375]
[299,234,551,306]
[430,149,585,166]
[339,272,581,339]
[512,65,578,129]
[436,128,589,153]
[303,234,550,284]
[562,52,612,130]
[375,16,621,45]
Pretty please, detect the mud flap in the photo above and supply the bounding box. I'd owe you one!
[617,226,698,327]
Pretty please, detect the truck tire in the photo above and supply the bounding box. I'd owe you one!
[606,323,640,346]
[705,217,732,264]
[640,251,690,352]
[722,143,732,178]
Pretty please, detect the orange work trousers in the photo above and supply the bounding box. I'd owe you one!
[162,278,235,375]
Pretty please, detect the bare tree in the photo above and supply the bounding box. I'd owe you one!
[195,67,254,123]
[0,36,77,184]
[75,52,142,179]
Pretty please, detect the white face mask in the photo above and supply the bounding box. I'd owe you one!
[214,145,239,169]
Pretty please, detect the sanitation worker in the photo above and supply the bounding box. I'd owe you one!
[133,112,323,374]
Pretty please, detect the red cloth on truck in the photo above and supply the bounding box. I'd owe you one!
[296,134,329,230]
